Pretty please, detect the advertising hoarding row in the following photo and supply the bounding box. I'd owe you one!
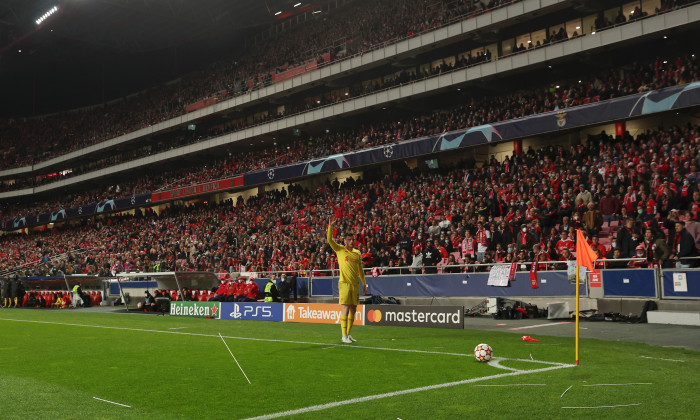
[170,301,464,329]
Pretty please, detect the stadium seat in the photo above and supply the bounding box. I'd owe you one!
[436,258,449,274]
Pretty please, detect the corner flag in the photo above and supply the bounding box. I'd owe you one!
[576,230,598,273]
[574,229,598,366]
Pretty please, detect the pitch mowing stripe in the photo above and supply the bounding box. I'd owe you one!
[582,383,652,386]
[243,363,575,420]
[508,321,571,330]
[472,384,546,387]
[0,317,483,358]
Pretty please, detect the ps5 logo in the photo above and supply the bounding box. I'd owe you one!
[230,303,273,319]
[231,303,243,319]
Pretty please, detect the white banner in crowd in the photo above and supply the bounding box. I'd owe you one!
[487,264,510,287]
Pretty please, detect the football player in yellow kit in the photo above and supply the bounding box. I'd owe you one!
[327,215,367,343]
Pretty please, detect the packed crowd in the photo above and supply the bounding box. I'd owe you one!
[2,48,697,222]
[1,122,699,279]
[0,0,519,170]
[3,0,691,176]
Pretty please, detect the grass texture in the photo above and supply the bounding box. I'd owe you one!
[0,309,698,419]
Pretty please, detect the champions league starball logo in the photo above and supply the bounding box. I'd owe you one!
[383,145,394,158]
[267,169,275,180]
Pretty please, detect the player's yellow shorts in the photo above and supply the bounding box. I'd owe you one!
[338,281,359,305]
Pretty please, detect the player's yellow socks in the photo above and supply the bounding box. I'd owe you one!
[14,297,18,306]
[347,313,355,334]
[340,315,348,336]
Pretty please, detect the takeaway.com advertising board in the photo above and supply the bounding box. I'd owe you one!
[284,303,364,325]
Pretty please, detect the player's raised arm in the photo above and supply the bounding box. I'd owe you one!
[327,215,341,252]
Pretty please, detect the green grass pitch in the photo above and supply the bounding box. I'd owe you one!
[0,309,698,419]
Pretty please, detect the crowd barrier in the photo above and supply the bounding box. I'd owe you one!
[15,268,700,305]
[661,270,700,300]
[310,268,700,301]
[311,272,586,298]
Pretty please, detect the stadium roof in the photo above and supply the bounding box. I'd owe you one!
[0,0,328,115]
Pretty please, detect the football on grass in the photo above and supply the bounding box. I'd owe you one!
[474,343,493,362]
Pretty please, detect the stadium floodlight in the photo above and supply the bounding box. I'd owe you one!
[275,11,282,16]
[294,2,302,6]
[35,5,59,25]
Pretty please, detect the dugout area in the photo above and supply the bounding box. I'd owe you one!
[19,274,104,308]
[113,271,220,311]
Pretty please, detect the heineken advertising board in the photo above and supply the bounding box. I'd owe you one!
[169,301,220,318]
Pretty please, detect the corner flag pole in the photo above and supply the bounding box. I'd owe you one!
[575,265,579,366]
[574,229,597,366]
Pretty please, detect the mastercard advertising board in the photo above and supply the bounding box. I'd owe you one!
[365,305,464,329]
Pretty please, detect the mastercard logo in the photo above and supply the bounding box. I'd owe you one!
[367,309,382,323]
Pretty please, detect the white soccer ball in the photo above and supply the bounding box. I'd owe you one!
[474,343,493,362]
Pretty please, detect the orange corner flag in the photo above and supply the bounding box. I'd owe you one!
[576,229,598,273]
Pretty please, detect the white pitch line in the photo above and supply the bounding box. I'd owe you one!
[484,357,570,373]
[582,383,652,387]
[93,397,131,408]
[168,327,188,330]
[244,363,575,420]
[562,403,641,409]
[560,385,572,398]
[508,322,571,330]
[0,317,472,358]
[219,332,251,384]
[640,355,685,362]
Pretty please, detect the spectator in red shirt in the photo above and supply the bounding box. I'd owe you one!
[589,235,607,256]
[236,277,260,302]
[555,231,574,255]
[599,187,621,226]
[434,239,449,260]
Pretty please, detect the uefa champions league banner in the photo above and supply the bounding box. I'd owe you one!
[244,83,700,187]
[4,193,151,230]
